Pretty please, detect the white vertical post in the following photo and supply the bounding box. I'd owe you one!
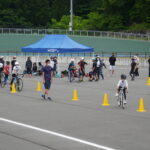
[69,0,73,31]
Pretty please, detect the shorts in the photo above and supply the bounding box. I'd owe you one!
[109,65,116,71]
[27,67,32,74]
[44,80,51,90]
[79,70,85,76]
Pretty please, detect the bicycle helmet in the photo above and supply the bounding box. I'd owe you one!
[71,58,75,62]
[81,57,84,60]
[0,63,3,68]
[15,62,19,65]
[121,74,127,80]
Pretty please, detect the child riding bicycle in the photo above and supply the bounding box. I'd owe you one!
[10,62,21,87]
[116,74,128,104]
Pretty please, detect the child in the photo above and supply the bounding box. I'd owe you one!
[41,59,53,100]
[116,74,128,104]
[10,62,21,86]
[4,61,10,84]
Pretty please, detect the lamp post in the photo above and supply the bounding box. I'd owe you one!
[69,0,73,31]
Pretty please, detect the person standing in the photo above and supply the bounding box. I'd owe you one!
[26,57,32,77]
[148,56,150,77]
[41,59,53,101]
[4,61,10,84]
[109,53,116,76]
[11,56,17,71]
[78,57,88,82]
[130,57,136,81]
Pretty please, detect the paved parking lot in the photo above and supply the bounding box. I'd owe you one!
[0,66,150,150]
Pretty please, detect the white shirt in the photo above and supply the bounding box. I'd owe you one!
[117,80,128,88]
[97,60,100,67]
[12,66,21,74]
[50,60,54,68]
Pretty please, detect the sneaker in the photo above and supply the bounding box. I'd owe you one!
[47,97,52,101]
[41,94,46,100]
[124,100,127,104]
[115,93,119,97]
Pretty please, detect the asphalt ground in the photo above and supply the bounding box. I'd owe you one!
[0,66,150,150]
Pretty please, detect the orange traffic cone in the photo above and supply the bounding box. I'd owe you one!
[147,77,150,86]
[36,82,42,91]
[137,98,146,112]
[72,89,79,101]
[102,93,110,106]
[11,83,16,93]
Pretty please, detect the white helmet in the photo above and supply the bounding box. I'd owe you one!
[15,62,19,65]
[71,58,75,62]
[81,57,84,60]
[0,63,3,68]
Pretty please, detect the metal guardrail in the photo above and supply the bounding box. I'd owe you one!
[0,28,150,41]
[0,51,150,58]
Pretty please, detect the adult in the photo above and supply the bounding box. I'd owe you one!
[11,56,17,71]
[134,56,140,77]
[26,57,32,77]
[148,56,150,77]
[130,57,137,81]
[109,53,116,76]
[53,56,58,76]
[78,57,87,82]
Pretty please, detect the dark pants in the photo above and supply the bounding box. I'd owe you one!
[4,74,9,83]
[11,74,16,85]
[149,66,150,77]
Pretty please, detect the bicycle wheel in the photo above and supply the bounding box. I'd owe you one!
[0,73,5,88]
[16,78,23,92]
[121,93,125,109]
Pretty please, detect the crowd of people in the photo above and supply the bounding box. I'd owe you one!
[0,54,150,102]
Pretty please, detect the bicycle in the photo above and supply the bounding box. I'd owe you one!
[4,74,24,92]
[13,74,24,92]
[0,72,5,88]
[117,88,126,109]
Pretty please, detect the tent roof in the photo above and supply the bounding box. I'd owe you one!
[21,35,94,53]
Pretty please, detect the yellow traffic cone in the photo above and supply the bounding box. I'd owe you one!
[11,83,16,93]
[147,77,150,86]
[72,89,79,101]
[137,98,146,112]
[36,82,42,91]
[102,93,110,106]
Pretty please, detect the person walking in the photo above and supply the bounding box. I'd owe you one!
[109,53,116,76]
[41,59,53,101]
[26,57,32,77]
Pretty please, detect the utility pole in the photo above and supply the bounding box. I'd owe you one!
[69,0,73,31]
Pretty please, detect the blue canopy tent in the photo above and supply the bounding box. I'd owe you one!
[21,35,94,53]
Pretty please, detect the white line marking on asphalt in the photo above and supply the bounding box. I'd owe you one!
[0,117,116,150]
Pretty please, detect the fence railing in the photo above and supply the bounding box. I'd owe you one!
[0,28,150,41]
[0,51,150,58]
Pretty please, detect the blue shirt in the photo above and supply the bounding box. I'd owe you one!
[42,65,52,80]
